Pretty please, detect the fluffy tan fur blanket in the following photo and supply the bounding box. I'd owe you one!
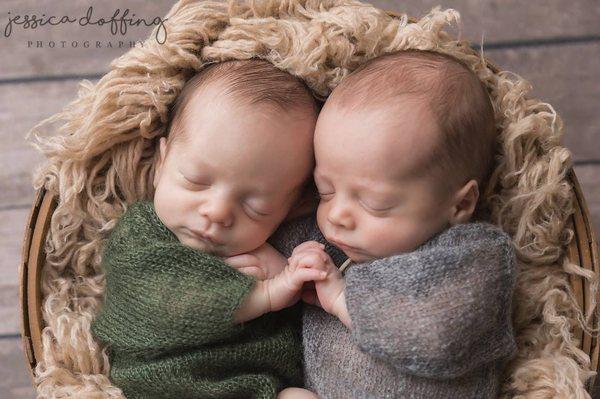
[28,0,598,397]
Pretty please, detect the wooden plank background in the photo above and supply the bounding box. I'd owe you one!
[0,1,598,398]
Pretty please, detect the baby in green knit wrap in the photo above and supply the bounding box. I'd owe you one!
[91,59,328,399]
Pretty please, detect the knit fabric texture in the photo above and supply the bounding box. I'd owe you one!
[91,201,303,399]
[270,216,518,398]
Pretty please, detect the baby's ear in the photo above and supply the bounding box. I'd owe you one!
[449,179,479,225]
[153,137,168,189]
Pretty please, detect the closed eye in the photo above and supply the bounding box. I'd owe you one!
[183,179,210,189]
[180,172,210,187]
[243,203,269,218]
[185,178,209,186]
[318,192,334,201]
[359,199,392,214]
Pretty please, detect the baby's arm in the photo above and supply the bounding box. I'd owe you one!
[343,223,518,379]
[91,212,262,356]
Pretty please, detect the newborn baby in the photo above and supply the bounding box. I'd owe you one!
[91,59,326,399]
[270,49,518,398]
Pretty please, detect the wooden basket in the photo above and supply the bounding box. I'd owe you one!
[18,10,600,396]
[19,171,600,391]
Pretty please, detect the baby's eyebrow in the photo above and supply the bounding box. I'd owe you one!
[245,183,279,197]
[313,169,331,181]
[187,158,215,171]
[358,187,395,198]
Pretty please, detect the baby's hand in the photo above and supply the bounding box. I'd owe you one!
[264,245,329,312]
[287,240,329,271]
[233,247,327,324]
[292,242,351,328]
[225,243,287,280]
[233,242,329,323]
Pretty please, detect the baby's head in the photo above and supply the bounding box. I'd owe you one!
[153,59,318,257]
[314,49,497,262]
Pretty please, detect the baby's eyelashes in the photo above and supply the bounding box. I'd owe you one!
[181,174,211,189]
[242,198,276,219]
[243,203,270,218]
[358,199,394,215]
[317,192,334,200]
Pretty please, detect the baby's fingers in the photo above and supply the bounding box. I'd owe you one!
[289,268,327,287]
[224,254,259,269]
[294,251,329,271]
[290,241,325,258]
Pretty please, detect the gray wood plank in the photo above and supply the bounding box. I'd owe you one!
[0,285,21,337]
[486,43,600,162]
[0,338,36,399]
[0,0,174,79]
[574,164,600,244]
[0,79,97,209]
[1,0,599,79]
[371,0,600,42]
[0,208,28,336]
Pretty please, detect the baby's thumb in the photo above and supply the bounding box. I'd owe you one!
[224,254,258,269]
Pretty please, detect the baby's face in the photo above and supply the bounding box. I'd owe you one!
[153,90,315,257]
[314,99,454,262]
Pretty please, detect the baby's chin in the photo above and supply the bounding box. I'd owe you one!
[341,244,417,262]
[347,242,429,262]
[339,247,375,263]
[176,233,228,256]
[177,233,264,258]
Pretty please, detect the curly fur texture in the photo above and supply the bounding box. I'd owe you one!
[27,0,599,397]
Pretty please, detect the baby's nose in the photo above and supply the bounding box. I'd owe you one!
[327,202,355,230]
[199,199,234,228]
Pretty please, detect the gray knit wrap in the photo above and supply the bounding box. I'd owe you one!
[269,216,517,398]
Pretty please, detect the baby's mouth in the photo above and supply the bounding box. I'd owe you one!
[187,228,223,245]
[327,237,361,253]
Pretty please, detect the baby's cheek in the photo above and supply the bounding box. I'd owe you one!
[155,188,191,240]
[153,190,173,225]
[236,219,273,252]
[363,222,393,249]
[315,204,329,230]
[364,219,414,255]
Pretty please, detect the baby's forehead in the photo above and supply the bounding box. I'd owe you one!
[173,87,277,141]
[316,101,441,181]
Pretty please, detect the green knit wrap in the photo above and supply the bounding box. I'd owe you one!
[91,201,303,399]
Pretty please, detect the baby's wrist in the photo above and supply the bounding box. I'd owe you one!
[332,290,351,328]
[257,280,272,315]
[233,281,270,323]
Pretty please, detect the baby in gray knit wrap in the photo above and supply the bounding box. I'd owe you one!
[268,49,518,398]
